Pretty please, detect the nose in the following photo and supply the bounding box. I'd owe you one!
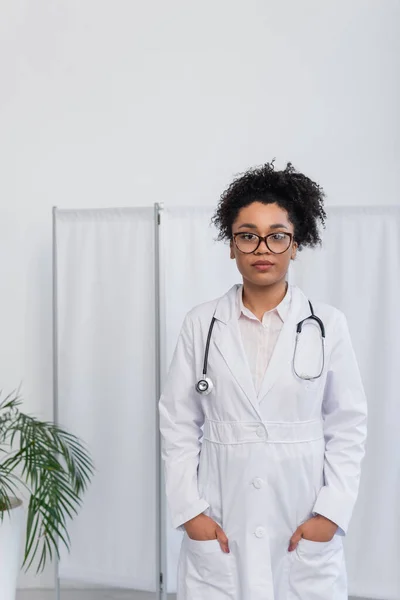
[255,238,270,253]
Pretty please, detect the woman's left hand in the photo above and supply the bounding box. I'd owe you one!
[288,514,339,552]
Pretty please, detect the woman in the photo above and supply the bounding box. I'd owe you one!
[158,161,368,600]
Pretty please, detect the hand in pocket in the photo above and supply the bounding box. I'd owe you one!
[288,514,338,551]
[184,513,230,553]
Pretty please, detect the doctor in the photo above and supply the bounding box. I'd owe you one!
[158,161,368,599]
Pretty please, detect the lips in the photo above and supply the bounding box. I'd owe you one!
[252,261,274,266]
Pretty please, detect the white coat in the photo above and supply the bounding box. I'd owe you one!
[159,283,368,600]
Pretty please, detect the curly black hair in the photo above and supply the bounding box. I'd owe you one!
[211,160,327,250]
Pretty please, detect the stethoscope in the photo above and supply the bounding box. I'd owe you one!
[195,300,325,395]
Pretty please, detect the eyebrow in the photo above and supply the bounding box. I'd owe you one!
[237,223,289,230]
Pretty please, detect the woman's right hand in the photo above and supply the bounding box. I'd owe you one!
[184,513,230,553]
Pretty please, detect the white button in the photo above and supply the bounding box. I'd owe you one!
[252,477,264,489]
[256,426,266,438]
[255,526,265,538]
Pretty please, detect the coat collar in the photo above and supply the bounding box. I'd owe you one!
[236,282,292,323]
[212,283,312,418]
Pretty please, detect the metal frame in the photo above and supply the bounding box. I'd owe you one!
[52,207,61,600]
[154,202,167,600]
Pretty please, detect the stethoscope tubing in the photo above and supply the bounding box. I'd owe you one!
[196,300,325,394]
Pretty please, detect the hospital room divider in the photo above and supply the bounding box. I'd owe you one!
[53,204,400,600]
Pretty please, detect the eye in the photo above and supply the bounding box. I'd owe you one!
[239,233,258,241]
[270,232,287,241]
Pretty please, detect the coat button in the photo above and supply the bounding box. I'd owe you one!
[256,426,266,438]
[255,526,265,538]
[252,477,264,489]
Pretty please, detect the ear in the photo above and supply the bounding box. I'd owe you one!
[230,240,235,259]
[291,241,298,261]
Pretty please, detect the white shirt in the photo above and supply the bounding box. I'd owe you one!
[236,283,291,396]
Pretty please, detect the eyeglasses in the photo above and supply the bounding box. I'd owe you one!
[233,231,293,254]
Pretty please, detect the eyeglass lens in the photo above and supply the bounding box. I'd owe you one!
[235,232,291,254]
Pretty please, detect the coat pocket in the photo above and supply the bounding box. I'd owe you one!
[288,535,346,600]
[186,536,222,552]
[296,535,342,554]
[178,533,236,599]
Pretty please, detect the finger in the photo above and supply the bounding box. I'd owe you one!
[215,527,230,553]
[288,528,303,552]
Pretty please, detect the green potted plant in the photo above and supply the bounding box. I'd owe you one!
[0,385,95,600]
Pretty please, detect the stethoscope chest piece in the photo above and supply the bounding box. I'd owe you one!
[195,377,214,395]
[195,315,217,395]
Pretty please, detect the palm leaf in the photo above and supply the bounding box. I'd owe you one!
[0,388,94,573]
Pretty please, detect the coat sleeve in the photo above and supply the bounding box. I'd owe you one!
[158,312,210,531]
[311,310,368,536]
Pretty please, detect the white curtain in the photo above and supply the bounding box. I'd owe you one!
[55,204,399,599]
[290,206,400,600]
[55,208,157,591]
[162,205,400,600]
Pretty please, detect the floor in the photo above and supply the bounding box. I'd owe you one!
[15,590,372,600]
[16,591,175,600]
[16,592,176,600]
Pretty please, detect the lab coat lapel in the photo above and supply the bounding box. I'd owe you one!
[256,286,312,402]
[212,284,312,415]
[213,284,260,417]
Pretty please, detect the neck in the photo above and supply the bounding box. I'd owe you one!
[242,278,288,320]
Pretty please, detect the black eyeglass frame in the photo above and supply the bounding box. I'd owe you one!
[232,231,294,254]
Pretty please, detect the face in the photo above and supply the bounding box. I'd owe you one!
[230,201,298,287]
